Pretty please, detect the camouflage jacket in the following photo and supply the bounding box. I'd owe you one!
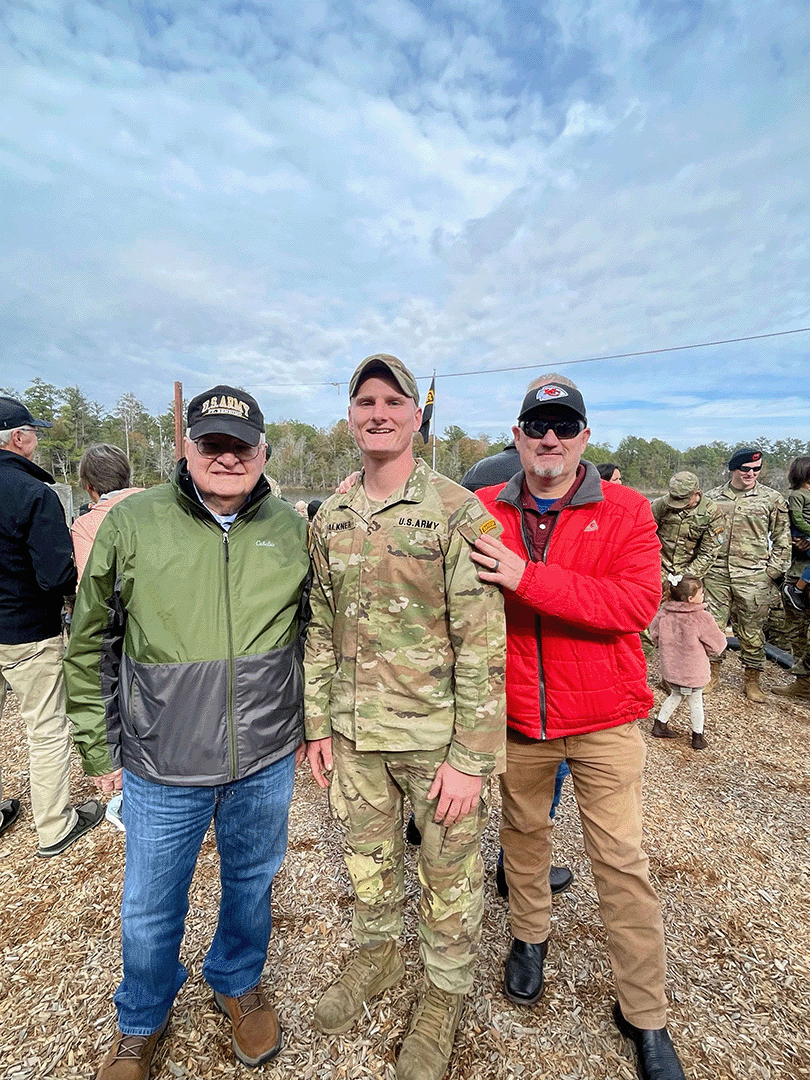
[305,458,506,776]
[650,493,724,580]
[703,481,790,580]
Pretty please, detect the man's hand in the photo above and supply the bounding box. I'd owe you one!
[295,741,307,768]
[92,768,123,793]
[428,762,482,826]
[335,471,360,495]
[472,533,527,593]
[307,737,334,788]
[793,536,810,552]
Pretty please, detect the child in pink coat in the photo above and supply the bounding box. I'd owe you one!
[648,574,727,750]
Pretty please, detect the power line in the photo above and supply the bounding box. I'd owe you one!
[243,324,810,391]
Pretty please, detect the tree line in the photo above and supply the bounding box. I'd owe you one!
[4,378,809,498]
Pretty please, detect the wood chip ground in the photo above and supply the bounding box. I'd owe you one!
[1,654,808,1079]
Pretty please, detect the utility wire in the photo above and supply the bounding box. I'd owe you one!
[243,324,810,391]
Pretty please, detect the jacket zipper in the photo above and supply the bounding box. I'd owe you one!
[222,529,237,780]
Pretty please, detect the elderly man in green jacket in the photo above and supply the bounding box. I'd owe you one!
[65,386,309,1080]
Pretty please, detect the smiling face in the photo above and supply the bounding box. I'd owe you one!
[730,459,763,491]
[348,374,422,464]
[513,410,591,496]
[184,433,265,515]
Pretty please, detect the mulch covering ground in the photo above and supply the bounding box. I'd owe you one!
[1,653,808,1080]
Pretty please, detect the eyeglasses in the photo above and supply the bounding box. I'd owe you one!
[737,465,762,474]
[520,417,585,440]
[193,437,262,461]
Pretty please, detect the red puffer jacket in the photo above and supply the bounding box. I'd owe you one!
[476,463,660,739]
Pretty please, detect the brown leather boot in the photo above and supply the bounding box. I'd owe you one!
[703,659,722,697]
[96,1016,169,1080]
[772,676,810,701]
[651,718,679,739]
[214,985,282,1066]
[743,668,767,703]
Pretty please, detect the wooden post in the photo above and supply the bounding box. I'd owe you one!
[174,381,183,460]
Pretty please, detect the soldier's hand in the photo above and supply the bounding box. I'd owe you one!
[307,738,334,788]
[428,763,482,826]
[472,534,526,593]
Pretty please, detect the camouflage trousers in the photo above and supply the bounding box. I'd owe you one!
[329,732,488,995]
[768,579,810,674]
[703,569,780,670]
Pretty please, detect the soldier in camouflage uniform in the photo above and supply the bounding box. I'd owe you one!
[651,472,724,586]
[704,448,790,702]
[305,354,506,1080]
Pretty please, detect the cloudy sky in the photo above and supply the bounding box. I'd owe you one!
[2,0,808,448]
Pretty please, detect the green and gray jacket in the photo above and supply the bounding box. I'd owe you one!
[65,463,310,786]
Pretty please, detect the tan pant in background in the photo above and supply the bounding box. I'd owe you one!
[500,721,668,1029]
[0,634,77,847]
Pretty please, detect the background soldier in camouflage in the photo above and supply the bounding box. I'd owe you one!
[305,354,506,1080]
[704,448,790,702]
[651,471,724,585]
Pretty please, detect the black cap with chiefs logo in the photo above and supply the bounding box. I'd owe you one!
[518,383,587,423]
[728,448,762,471]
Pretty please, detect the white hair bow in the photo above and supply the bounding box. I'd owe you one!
[667,573,683,586]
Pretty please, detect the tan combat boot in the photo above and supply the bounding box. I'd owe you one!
[396,982,464,1080]
[743,668,767,703]
[703,660,722,697]
[314,941,405,1034]
[214,984,282,1066]
[772,676,810,701]
[96,1016,169,1080]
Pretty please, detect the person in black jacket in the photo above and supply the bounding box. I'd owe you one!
[0,396,103,852]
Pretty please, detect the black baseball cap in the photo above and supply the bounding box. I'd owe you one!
[518,382,587,423]
[187,385,264,446]
[0,396,52,432]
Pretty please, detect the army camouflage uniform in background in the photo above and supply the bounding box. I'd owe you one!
[650,473,724,585]
[305,457,506,995]
[703,480,790,679]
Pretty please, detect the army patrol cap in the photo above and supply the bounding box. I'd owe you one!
[349,354,420,405]
[518,382,587,423]
[728,447,762,471]
[187,385,265,445]
[667,471,700,507]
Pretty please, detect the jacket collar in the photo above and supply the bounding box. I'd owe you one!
[0,448,56,485]
[339,457,427,512]
[496,459,604,510]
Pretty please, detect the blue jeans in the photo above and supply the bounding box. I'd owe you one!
[116,754,295,1035]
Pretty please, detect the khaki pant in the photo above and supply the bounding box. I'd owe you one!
[329,732,488,995]
[500,722,668,1028]
[0,635,77,847]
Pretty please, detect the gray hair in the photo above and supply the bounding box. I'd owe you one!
[526,372,578,391]
[0,427,16,448]
[79,444,132,495]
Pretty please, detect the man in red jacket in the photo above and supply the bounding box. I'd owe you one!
[471,375,686,1080]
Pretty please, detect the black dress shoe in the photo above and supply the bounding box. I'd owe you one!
[0,798,21,837]
[405,813,422,846]
[504,939,547,1004]
[613,1002,686,1080]
[496,857,574,899]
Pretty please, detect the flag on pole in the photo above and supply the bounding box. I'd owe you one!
[419,377,435,444]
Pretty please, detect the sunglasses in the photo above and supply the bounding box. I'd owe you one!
[194,437,262,461]
[737,465,762,474]
[520,417,585,440]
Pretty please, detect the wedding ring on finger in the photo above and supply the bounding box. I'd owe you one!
[492,559,500,572]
